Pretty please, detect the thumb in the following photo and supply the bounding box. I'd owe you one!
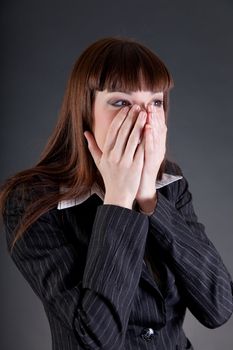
[84,131,102,167]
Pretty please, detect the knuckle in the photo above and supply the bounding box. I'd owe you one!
[109,153,120,164]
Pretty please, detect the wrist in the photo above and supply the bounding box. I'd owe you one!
[104,193,133,210]
[137,192,157,215]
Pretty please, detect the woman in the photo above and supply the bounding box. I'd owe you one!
[1,37,232,350]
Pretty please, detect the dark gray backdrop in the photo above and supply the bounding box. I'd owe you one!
[1,0,233,349]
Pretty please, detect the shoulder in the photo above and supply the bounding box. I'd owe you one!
[3,176,61,251]
[4,175,58,216]
[4,181,35,217]
[159,159,190,203]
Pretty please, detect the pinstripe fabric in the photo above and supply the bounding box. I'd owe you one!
[3,161,233,349]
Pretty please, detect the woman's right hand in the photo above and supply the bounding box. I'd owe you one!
[84,105,147,209]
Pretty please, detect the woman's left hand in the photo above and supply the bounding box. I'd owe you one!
[135,104,167,214]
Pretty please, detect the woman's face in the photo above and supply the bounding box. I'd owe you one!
[92,90,165,151]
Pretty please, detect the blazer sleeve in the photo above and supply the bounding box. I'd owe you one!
[149,171,233,328]
[3,185,149,349]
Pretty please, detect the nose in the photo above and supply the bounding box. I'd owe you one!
[138,104,151,113]
[140,105,147,112]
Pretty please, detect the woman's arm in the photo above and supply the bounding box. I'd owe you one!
[4,185,149,349]
[148,169,233,328]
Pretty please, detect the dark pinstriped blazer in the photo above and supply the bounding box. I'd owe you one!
[3,161,233,349]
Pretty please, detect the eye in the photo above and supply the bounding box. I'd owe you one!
[152,99,164,107]
[111,100,131,107]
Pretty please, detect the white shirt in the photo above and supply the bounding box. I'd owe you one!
[57,173,182,212]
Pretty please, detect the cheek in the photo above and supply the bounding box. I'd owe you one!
[93,107,114,150]
[94,122,111,149]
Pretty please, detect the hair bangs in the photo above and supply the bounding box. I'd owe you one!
[89,41,173,93]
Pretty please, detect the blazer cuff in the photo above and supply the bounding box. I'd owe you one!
[82,204,149,296]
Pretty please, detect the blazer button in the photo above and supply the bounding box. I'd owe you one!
[140,328,155,341]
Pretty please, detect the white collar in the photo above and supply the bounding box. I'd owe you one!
[57,173,182,210]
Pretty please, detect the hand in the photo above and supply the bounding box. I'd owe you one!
[136,104,167,213]
[84,105,147,209]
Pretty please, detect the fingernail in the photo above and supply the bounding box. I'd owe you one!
[133,104,140,111]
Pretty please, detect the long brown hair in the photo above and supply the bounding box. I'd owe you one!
[0,37,173,249]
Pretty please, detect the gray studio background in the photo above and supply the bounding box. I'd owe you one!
[1,0,233,349]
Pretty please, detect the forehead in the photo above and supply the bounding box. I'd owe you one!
[95,89,164,98]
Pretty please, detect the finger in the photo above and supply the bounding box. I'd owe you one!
[150,106,158,129]
[84,131,102,167]
[147,104,153,127]
[112,105,141,159]
[124,110,147,161]
[148,106,160,144]
[155,108,167,138]
[150,107,166,147]
[144,124,154,163]
[152,105,165,128]
[102,106,130,154]
[132,130,145,172]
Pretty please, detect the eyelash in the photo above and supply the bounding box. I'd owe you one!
[112,100,131,107]
[111,99,164,108]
